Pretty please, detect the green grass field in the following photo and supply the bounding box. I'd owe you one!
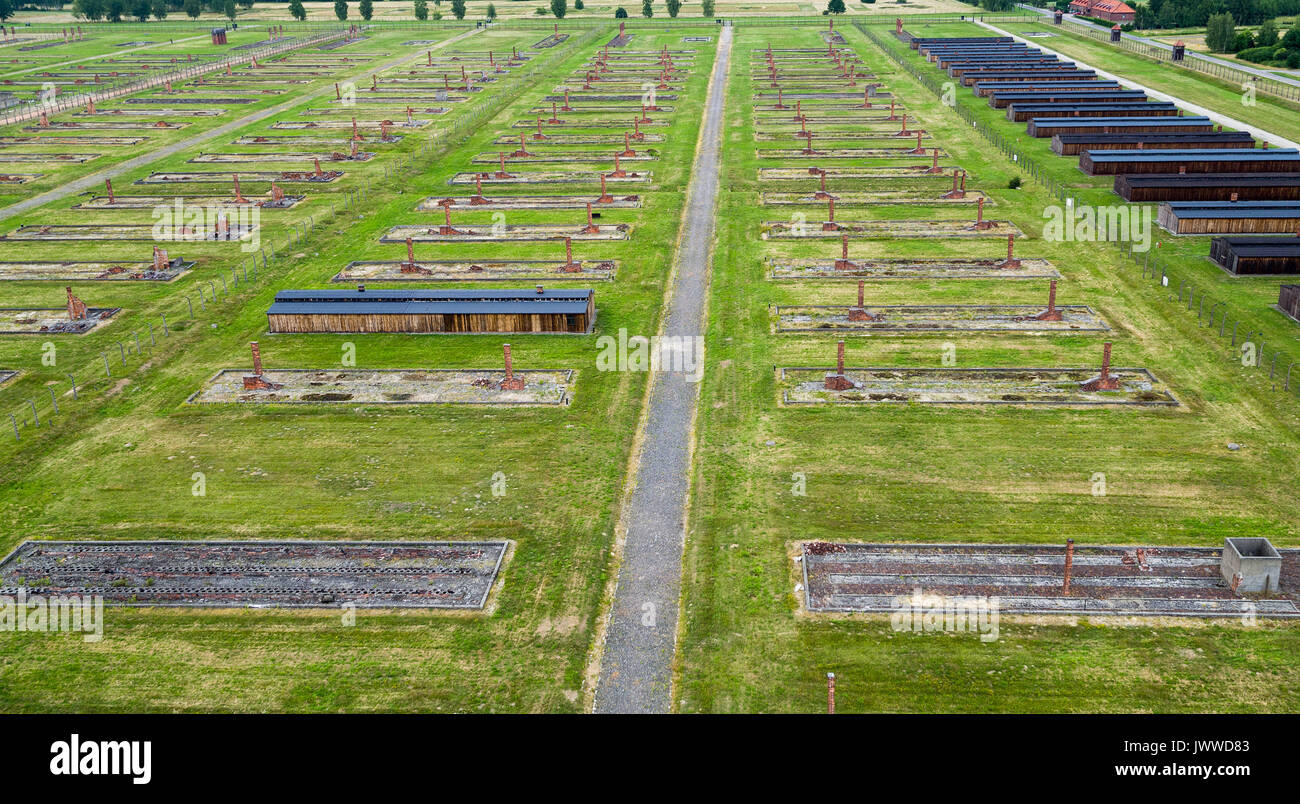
[676,22,1300,713]
[1,16,1298,714]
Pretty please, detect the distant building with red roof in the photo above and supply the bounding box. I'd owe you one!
[1069,0,1136,23]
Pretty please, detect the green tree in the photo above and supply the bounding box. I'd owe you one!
[224,0,235,20]
[550,0,565,16]
[1205,12,1237,52]
[151,0,167,18]
[359,0,372,18]
[826,0,845,12]
[237,0,254,8]
[334,0,347,20]
[666,0,680,15]
[614,4,627,15]
[105,0,125,20]
[182,0,200,17]
[450,0,464,17]
[289,0,307,19]
[641,0,651,16]
[413,0,427,18]
[1257,18,1278,47]
[73,0,107,21]
[131,0,149,19]
[486,2,496,17]
[701,0,713,15]
[574,0,583,8]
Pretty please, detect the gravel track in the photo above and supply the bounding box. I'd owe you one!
[592,24,732,715]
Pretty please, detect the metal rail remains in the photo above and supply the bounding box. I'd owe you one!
[0,541,509,608]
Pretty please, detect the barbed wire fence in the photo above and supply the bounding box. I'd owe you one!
[860,21,1300,401]
[0,22,609,444]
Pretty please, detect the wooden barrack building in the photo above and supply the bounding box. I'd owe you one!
[1157,201,1300,235]
[1210,237,1300,275]
[1052,131,1253,156]
[1115,173,1300,202]
[266,287,595,334]
[1280,284,1300,322]
[1026,115,1214,138]
[1080,148,1300,176]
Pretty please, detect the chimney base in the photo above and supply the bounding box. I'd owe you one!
[1080,375,1121,392]
[242,375,281,391]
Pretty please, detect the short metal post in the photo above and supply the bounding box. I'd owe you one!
[67,373,77,399]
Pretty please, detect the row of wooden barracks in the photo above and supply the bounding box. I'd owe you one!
[904,27,1300,326]
[266,287,595,334]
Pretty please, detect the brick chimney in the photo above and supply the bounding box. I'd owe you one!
[1035,280,1064,321]
[65,286,87,320]
[969,196,996,230]
[401,237,417,273]
[596,173,614,204]
[942,169,967,200]
[824,340,854,390]
[847,280,878,322]
[499,343,525,391]
[834,235,855,271]
[1081,342,1121,391]
[558,236,581,273]
[243,342,278,390]
[998,234,1020,268]
[821,197,841,232]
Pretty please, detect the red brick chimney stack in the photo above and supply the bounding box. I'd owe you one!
[1035,280,1063,321]
[834,235,854,271]
[66,287,87,320]
[500,343,526,391]
[824,341,854,390]
[1082,342,1121,391]
[822,197,839,231]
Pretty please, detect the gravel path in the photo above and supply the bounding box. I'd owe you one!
[592,24,732,714]
[0,27,484,223]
